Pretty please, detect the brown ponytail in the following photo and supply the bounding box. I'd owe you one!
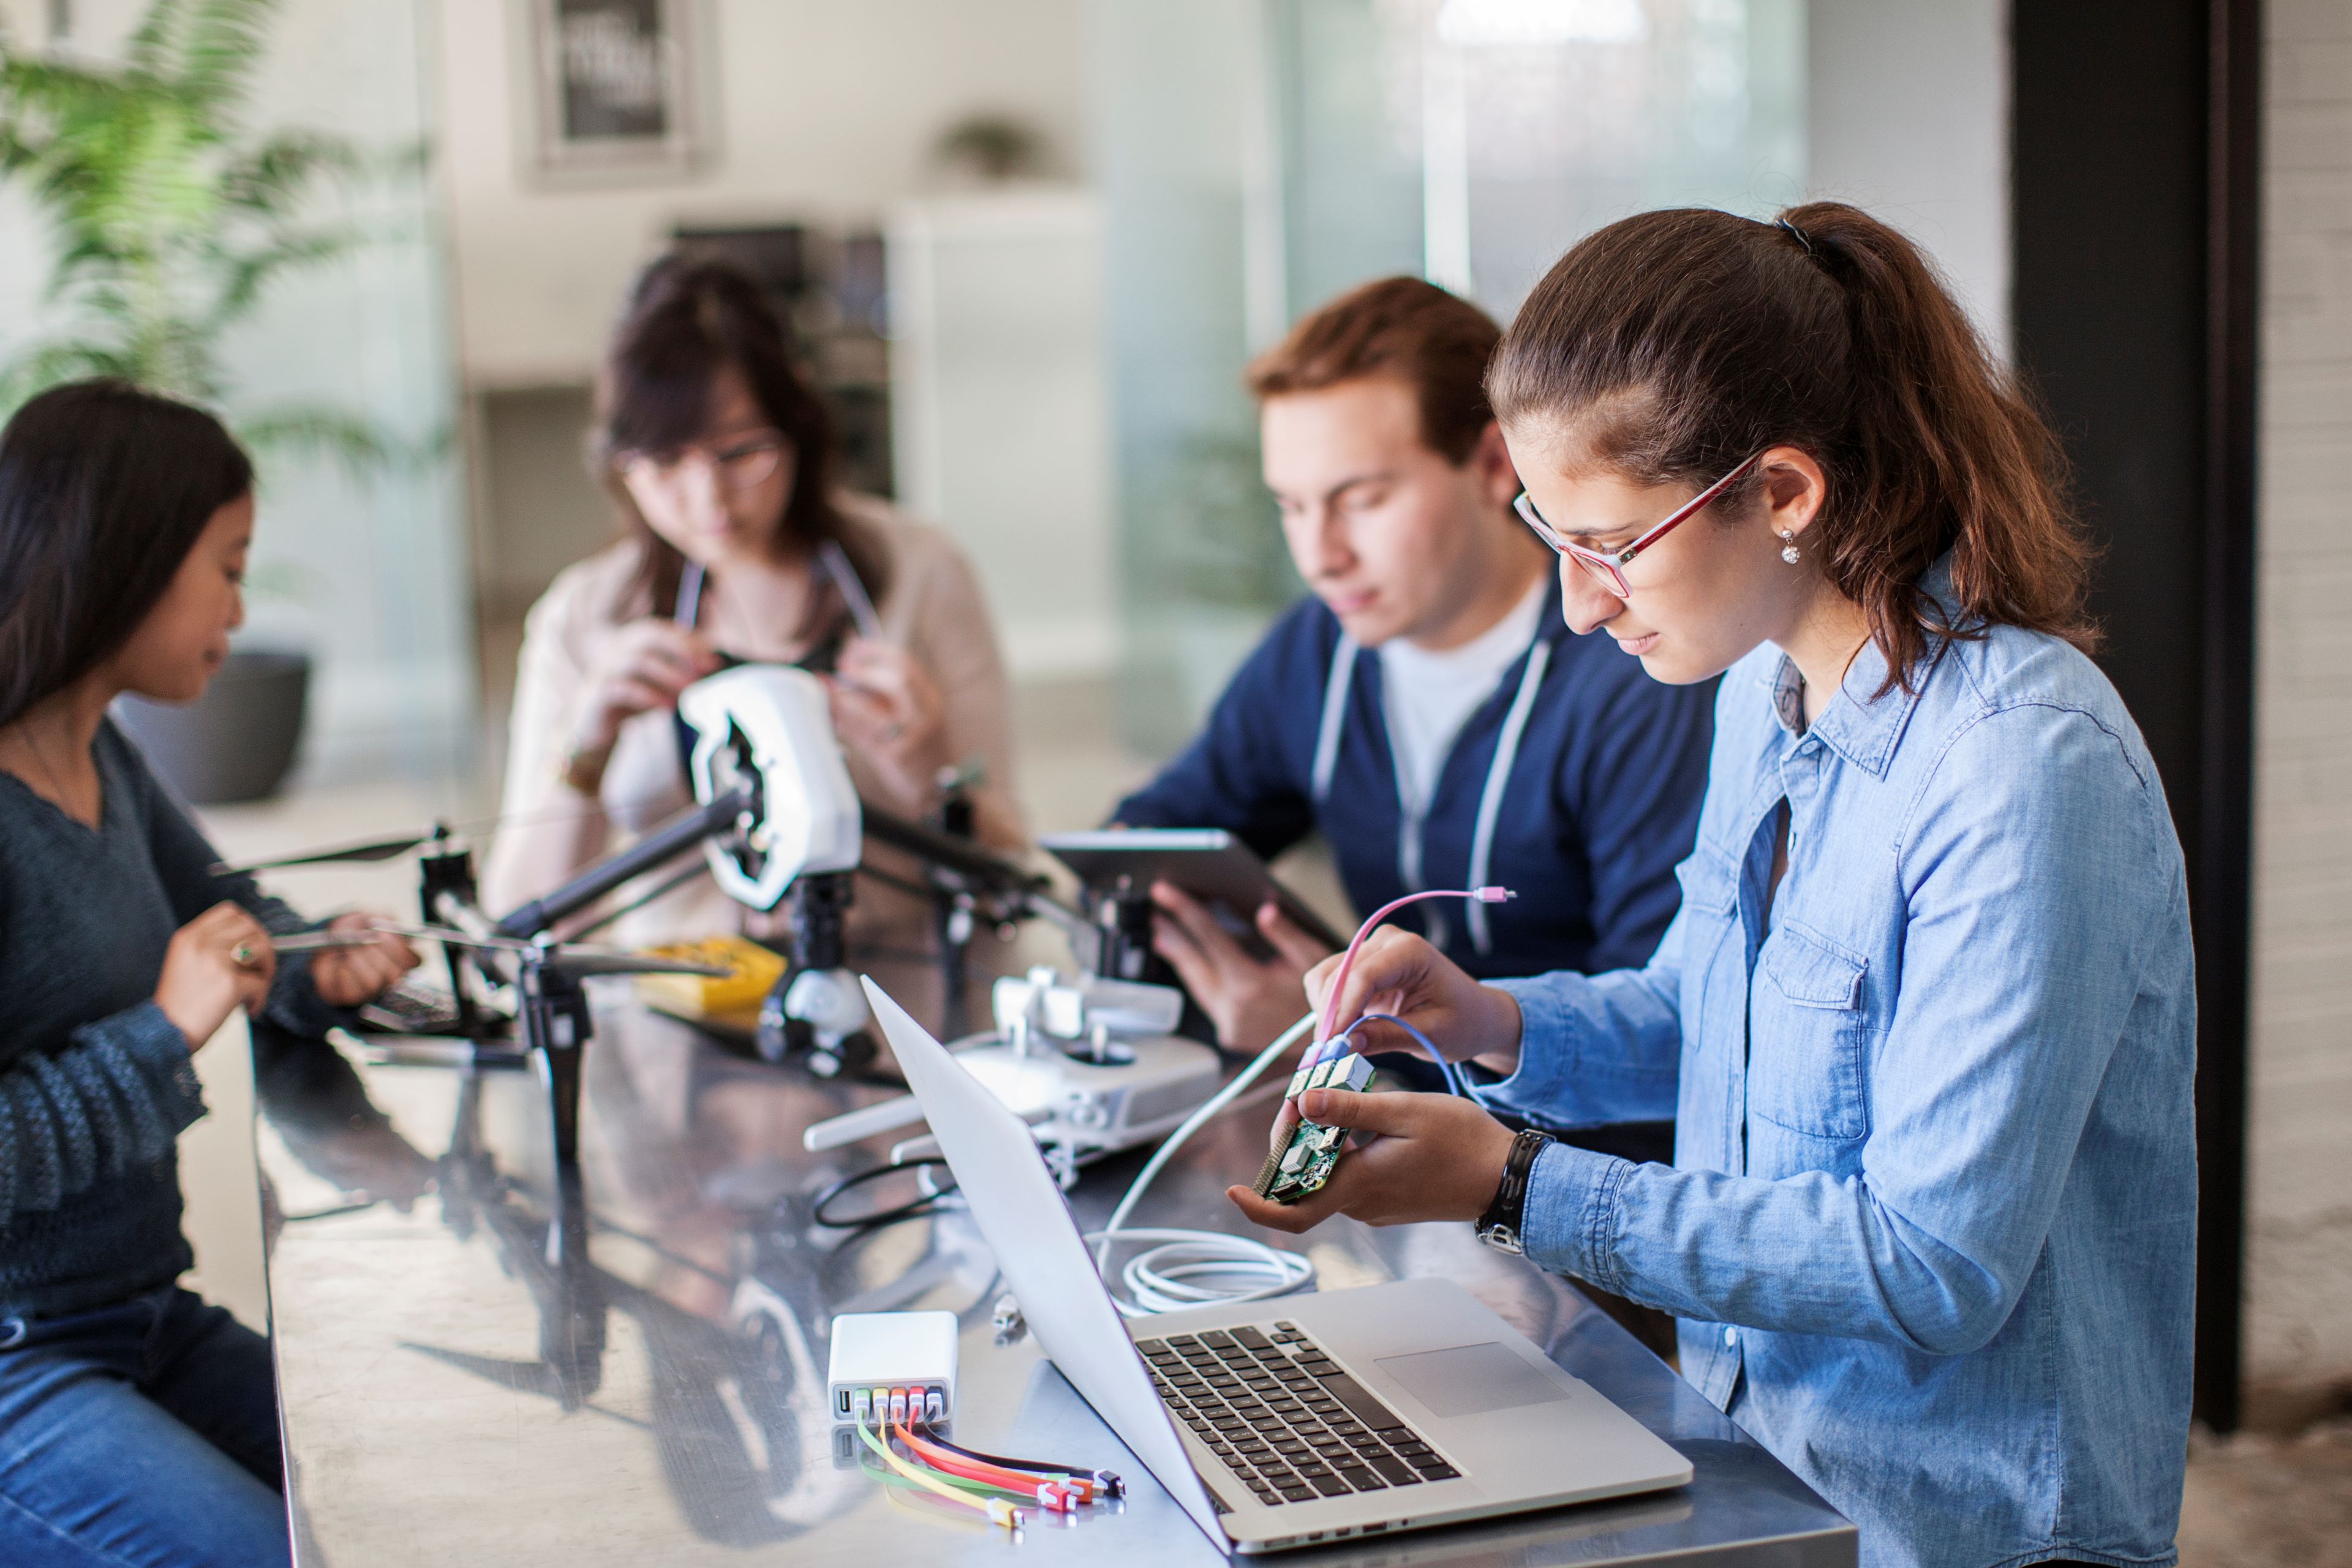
[1489,202,2094,689]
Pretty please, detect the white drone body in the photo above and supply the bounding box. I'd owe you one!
[679,666,862,910]
[679,665,873,1057]
[675,666,1224,1158]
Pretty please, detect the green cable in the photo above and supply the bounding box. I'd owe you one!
[853,1419,1028,1498]
[853,1409,1029,1521]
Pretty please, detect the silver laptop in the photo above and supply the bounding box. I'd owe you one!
[860,979,1692,1553]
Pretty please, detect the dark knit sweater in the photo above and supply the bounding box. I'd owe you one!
[0,719,342,1321]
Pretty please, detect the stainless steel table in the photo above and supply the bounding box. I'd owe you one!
[252,1000,1855,1566]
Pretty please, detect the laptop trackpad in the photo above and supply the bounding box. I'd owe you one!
[1374,1343,1572,1419]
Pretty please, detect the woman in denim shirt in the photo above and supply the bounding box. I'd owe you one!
[1232,203,2195,1568]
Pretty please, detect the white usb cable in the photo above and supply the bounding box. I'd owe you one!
[1084,1012,1319,1316]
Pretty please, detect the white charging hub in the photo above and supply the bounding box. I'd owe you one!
[827,1310,959,1428]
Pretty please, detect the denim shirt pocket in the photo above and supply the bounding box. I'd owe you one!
[1749,918,1869,1140]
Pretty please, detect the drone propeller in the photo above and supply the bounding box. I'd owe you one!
[207,793,682,879]
[211,828,452,877]
[366,922,731,979]
[546,948,734,980]
[358,920,528,953]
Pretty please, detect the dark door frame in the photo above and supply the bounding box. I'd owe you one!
[2011,0,2261,1432]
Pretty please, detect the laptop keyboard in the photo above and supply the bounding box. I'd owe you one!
[1138,1322,1461,1509]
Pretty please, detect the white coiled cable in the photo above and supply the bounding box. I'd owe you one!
[1084,1013,1318,1316]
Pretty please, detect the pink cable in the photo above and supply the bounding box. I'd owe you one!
[1314,887,1514,1058]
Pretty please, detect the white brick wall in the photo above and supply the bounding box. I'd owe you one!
[2249,0,2352,1410]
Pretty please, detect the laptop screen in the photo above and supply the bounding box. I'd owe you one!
[860,979,1227,1544]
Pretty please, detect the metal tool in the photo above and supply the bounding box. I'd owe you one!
[271,929,405,954]
[821,539,886,641]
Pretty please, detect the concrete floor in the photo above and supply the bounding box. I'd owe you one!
[2177,1418,2352,1567]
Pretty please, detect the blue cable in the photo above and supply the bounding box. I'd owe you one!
[1334,1011,1471,1099]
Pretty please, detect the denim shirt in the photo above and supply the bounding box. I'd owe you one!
[1479,609,2197,1568]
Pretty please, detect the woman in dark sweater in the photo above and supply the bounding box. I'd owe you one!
[0,382,420,1566]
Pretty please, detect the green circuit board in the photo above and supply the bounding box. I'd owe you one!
[1251,1052,1378,1204]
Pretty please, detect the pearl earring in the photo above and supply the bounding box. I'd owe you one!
[1779,529,1801,565]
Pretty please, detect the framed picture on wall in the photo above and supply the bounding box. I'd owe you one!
[529,0,698,178]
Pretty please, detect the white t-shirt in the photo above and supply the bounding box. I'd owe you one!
[1376,578,1548,823]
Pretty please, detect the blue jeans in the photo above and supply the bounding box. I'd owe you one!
[0,1285,290,1567]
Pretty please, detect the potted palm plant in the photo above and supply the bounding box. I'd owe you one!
[0,0,402,801]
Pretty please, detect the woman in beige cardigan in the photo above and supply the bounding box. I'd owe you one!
[484,254,1023,1022]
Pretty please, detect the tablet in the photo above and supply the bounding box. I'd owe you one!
[1039,829,1349,958]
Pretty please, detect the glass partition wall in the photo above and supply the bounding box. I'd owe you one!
[1096,0,1807,752]
[0,0,473,782]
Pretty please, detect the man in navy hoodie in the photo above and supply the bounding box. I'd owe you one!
[1120,277,1715,1058]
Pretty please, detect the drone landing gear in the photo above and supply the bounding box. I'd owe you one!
[519,956,592,1167]
[511,943,726,1175]
[755,871,877,1079]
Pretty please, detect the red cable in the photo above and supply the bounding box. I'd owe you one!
[896,1425,1082,1510]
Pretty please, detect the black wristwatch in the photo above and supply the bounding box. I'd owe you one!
[1476,1129,1554,1255]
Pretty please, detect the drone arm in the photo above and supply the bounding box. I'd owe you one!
[492,785,755,941]
[859,805,1070,914]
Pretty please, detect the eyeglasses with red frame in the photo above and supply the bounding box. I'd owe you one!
[1514,451,1766,598]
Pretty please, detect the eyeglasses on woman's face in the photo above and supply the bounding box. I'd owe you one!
[1514,451,1765,598]
[618,429,788,494]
